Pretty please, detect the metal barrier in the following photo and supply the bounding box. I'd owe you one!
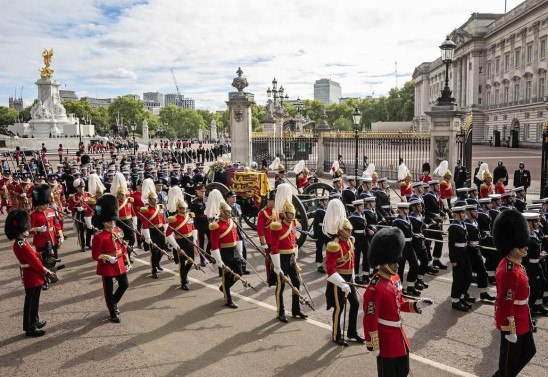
[251,132,319,171]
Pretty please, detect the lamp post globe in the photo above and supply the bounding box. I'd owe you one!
[437,35,457,106]
[352,107,362,179]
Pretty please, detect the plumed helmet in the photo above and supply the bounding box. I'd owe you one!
[110,172,127,196]
[398,163,410,181]
[89,173,106,197]
[219,201,232,213]
[92,194,119,229]
[322,199,347,236]
[205,189,225,218]
[422,162,431,173]
[362,163,376,180]
[492,210,529,257]
[483,170,492,180]
[433,160,448,177]
[293,160,305,175]
[371,171,378,180]
[476,162,490,181]
[268,157,280,170]
[32,183,51,207]
[167,186,186,213]
[282,200,296,214]
[73,178,85,188]
[5,209,30,240]
[275,183,293,214]
[368,227,405,267]
[444,169,452,178]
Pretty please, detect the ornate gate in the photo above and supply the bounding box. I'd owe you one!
[456,114,473,185]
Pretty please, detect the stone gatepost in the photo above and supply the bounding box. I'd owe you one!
[425,104,465,173]
[226,67,254,166]
[142,119,149,140]
[315,110,332,173]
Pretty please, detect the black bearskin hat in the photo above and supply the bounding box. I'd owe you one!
[368,227,404,267]
[422,162,431,173]
[170,176,180,186]
[92,194,119,229]
[81,154,91,165]
[492,210,529,257]
[5,209,30,240]
[267,190,276,201]
[32,183,52,207]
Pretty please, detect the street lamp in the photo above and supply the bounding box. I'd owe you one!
[436,35,457,106]
[352,106,362,179]
[131,121,137,155]
[266,78,290,161]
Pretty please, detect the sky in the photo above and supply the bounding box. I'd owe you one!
[0,0,523,111]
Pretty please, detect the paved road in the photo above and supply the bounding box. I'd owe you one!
[0,210,546,377]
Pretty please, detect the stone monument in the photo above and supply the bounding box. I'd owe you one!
[210,119,218,141]
[142,119,149,140]
[226,67,254,166]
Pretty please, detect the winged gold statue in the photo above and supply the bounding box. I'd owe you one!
[40,48,54,79]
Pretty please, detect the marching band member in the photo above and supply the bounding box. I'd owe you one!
[91,194,130,323]
[48,173,66,229]
[0,169,12,213]
[324,198,364,346]
[140,178,167,279]
[111,172,136,263]
[363,227,433,376]
[492,210,536,377]
[6,209,57,337]
[16,173,34,212]
[68,178,90,252]
[270,184,308,322]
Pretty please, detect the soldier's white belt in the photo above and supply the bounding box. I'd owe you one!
[404,238,412,242]
[514,299,528,305]
[378,318,402,327]
[20,264,30,268]
[319,223,323,226]
[454,243,466,247]
[354,230,365,234]
[469,242,479,247]
[529,259,539,263]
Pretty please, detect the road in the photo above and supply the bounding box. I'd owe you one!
[0,209,546,377]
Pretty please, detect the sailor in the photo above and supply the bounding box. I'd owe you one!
[408,199,429,291]
[514,187,527,213]
[478,198,497,285]
[342,176,358,212]
[522,212,548,316]
[448,205,473,312]
[393,202,421,297]
[423,180,447,271]
[348,199,368,284]
[312,195,329,273]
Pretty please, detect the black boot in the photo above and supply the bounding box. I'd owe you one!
[433,260,448,270]
[452,301,469,312]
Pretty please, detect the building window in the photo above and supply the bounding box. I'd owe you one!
[527,44,533,64]
[525,112,530,119]
[541,39,547,60]
[505,53,510,71]
[525,80,532,100]
[495,89,500,104]
[494,116,498,121]
[478,85,482,94]
[514,48,521,68]
[539,77,545,98]
[478,98,482,104]
[495,57,500,74]
[538,111,544,118]
[524,124,530,140]
[514,82,520,102]
[503,115,507,120]
[487,62,492,77]
[487,91,491,105]
[504,86,509,103]
[538,123,543,141]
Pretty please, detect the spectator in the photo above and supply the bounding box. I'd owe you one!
[513,162,531,193]
[488,136,493,147]
[58,144,64,164]
[493,160,508,186]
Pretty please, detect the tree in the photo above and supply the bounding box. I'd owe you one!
[174,109,205,138]
[108,97,147,134]
[332,116,353,131]
[251,104,265,131]
[302,99,325,124]
[0,106,18,126]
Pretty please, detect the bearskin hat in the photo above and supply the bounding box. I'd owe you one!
[5,209,31,240]
[32,183,52,207]
[368,227,404,267]
[92,194,119,229]
[267,190,276,201]
[422,162,431,173]
[492,210,529,257]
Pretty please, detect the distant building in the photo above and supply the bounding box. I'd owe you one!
[143,92,164,107]
[81,96,112,108]
[59,90,78,102]
[314,79,342,104]
[164,93,195,109]
[124,94,141,101]
[8,96,24,111]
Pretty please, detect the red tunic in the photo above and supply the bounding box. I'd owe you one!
[13,239,47,288]
[270,219,297,255]
[494,181,506,195]
[297,175,309,190]
[166,213,194,238]
[480,183,493,198]
[440,179,453,200]
[68,192,91,216]
[0,178,11,208]
[7,182,18,209]
[256,207,278,245]
[421,175,432,183]
[495,258,531,335]
[209,218,239,250]
[140,204,166,228]
[118,197,135,220]
[91,228,128,277]
[15,184,34,211]
[363,273,417,358]
[325,237,355,276]
[400,181,412,197]
[30,208,61,248]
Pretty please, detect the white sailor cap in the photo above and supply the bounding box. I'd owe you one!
[363,196,376,203]
[456,187,469,193]
[478,198,491,204]
[396,202,410,209]
[412,181,423,188]
[344,175,357,181]
[501,191,516,198]
[526,204,542,211]
[428,180,439,185]
[360,176,373,183]
[489,194,502,201]
[465,204,478,210]
[523,212,540,221]
[452,205,467,213]
[532,198,548,204]
[408,199,422,206]
[352,199,364,206]
[514,186,525,192]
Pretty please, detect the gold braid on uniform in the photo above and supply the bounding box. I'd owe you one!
[367,331,380,350]
[501,316,516,334]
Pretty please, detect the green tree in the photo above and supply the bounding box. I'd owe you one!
[332,115,353,131]
[302,99,325,124]
[0,106,18,126]
[174,109,205,138]
[19,104,33,122]
[251,104,266,131]
[108,96,147,133]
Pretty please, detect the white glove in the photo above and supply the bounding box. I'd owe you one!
[125,264,132,272]
[167,234,179,250]
[294,246,299,260]
[192,229,198,243]
[132,216,137,229]
[39,225,47,232]
[371,349,380,357]
[163,223,168,232]
[416,298,434,310]
[328,273,351,295]
[108,256,117,264]
[211,249,224,267]
[76,207,83,212]
[84,216,93,230]
[505,333,518,343]
[271,253,283,276]
[142,228,151,244]
[58,237,64,245]
[20,192,26,197]
[236,240,243,259]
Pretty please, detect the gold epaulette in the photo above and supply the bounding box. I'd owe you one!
[87,198,97,205]
[209,221,219,230]
[128,197,134,203]
[399,181,406,187]
[168,216,177,224]
[326,241,341,253]
[480,183,487,189]
[69,193,75,200]
[270,221,282,231]
[140,207,148,213]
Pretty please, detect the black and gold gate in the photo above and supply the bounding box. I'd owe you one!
[456,115,473,185]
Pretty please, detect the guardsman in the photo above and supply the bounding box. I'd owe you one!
[423,180,447,271]
[349,199,368,284]
[270,184,308,322]
[48,173,66,229]
[225,190,249,275]
[492,210,536,377]
[324,199,364,346]
[140,178,167,279]
[393,202,420,297]
[480,170,494,199]
[464,199,495,303]
[495,176,506,195]
[399,172,413,201]
[514,187,526,213]
[420,162,432,183]
[478,198,497,284]
[8,173,20,210]
[439,169,454,211]
[68,178,90,252]
[209,200,242,309]
[166,185,198,290]
[448,205,473,312]
[373,177,392,222]
[257,191,278,282]
[131,179,144,249]
[0,169,12,213]
[522,212,548,316]
[91,194,130,323]
[363,227,433,377]
[6,209,57,337]
[342,176,357,212]
[296,163,310,193]
[408,199,429,291]
[312,195,329,273]
[111,172,136,263]
[190,183,209,266]
[16,173,34,212]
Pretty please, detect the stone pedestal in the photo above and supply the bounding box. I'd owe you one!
[227,92,254,166]
[425,104,465,173]
[210,119,218,141]
[142,120,149,140]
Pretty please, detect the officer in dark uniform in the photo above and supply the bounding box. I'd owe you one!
[523,212,548,316]
[454,159,467,189]
[362,196,379,281]
[274,168,286,188]
[349,199,368,284]
[372,177,391,222]
[393,202,421,297]
[408,198,429,290]
[225,190,249,275]
[448,205,473,312]
[513,162,531,193]
[313,196,329,273]
[181,165,195,200]
[477,198,497,284]
[423,180,447,271]
[190,183,209,266]
[341,176,357,213]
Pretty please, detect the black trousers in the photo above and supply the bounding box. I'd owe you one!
[219,247,242,304]
[75,212,86,250]
[451,251,472,299]
[196,227,211,264]
[480,237,497,276]
[150,228,166,273]
[23,285,42,331]
[525,263,545,306]
[495,331,536,377]
[376,354,410,377]
[174,237,194,285]
[353,237,369,275]
[315,235,327,263]
[397,244,418,284]
[469,246,488,289]
[328,274,359,341]
[102,274,129,316]
[117,219,136,257]
[426,224,443,259]
[274,254,301,316]
[236,228,248,271]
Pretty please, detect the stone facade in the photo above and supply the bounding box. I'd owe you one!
[413,0,548,147]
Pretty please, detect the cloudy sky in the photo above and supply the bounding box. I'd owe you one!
[0,0,522,110]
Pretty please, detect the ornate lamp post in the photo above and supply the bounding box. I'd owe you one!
[436,36,457,106]
[131,121,137,155]
[266,78,289,160]
[352,107,362,179]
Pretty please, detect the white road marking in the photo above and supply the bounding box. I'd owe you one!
[133,256,478,377]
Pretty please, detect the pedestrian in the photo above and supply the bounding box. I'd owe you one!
[492,210,537,377]
[513,162,531,193]
[58,144,63,164]
[489,136,493,147]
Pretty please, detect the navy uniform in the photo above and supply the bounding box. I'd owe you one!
[348,199,369,284]
[312,197,329,273]
[408,200,429,290]
[423,181,446,270]
[372,178,391,222]
[448,205,472,312]
[190,184,209,265]
[341,177,357,213]
[477,198,497,284]
[392,203,420,297]
[522,212,548,316]
[514,187,526,213]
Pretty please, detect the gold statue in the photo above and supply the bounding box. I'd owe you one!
[40,48,54,79]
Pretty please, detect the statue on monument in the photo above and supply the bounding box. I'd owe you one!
[40,48,54,79]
